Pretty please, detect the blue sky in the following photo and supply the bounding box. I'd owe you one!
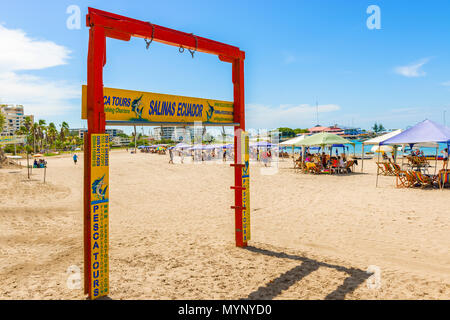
[1,0,450,133]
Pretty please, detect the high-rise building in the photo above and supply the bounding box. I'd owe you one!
[0,104,34,136]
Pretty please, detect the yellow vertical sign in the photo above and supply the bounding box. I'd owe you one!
[241,132,250,242]
[90,134,109,299]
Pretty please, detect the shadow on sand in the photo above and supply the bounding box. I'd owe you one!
[244,246,371,300]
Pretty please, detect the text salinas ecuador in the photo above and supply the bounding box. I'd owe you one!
[104,96,204,117]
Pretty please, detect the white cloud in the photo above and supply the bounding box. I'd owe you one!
[394,58,430,78]
[441,81,450,87]
[0,72,79,116]
[0,24,70,72]
[0,24,77,117]
[246,103,341,129]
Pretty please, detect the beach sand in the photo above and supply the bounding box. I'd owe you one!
[0,149,449,299]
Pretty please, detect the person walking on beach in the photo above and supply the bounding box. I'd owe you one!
[442,148,448,169]
[223,149,227,162]
[73,154,78,165]
[169,148,174,164]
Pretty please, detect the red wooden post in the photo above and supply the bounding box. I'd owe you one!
[84,25,106,298]
[232,55,247,247]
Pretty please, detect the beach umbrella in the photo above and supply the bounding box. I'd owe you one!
[32,154,44,157]
[371,145,393,153]
[175,143,191,149]
[295,132,353,146]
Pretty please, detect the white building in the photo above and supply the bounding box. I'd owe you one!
[0,104,34,136]
[111,136,131,147]
[69,128,124,140]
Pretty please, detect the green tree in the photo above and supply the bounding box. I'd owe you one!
[277,127,296,139]
[59,122,70,147]
[372,123,379,133]
[37,119,46,151]
[293,128,309,134]
[47,122,58,149]
[372,123,386,133]
[0,112,5,133]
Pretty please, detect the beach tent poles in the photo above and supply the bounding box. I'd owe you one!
[361,143,365,172]
[376,143,381,187]
[27,153,30,179]
[434,146,438,175]
[134,125,137,154]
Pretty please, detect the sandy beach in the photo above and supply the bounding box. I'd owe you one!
[0,149,449,300]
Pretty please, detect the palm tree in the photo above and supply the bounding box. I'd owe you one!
[47,122,58,150]
[16,116,34,152]
[30,122,39,153]
[0,112,5,133]
[59,122,70,149]
[37,119,46,151]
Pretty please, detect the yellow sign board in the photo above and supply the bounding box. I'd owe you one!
[241,132,250,242]
[90,134,109,299]
[82,85,234,125]
[0,135,26,145]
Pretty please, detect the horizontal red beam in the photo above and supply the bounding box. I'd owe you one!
[86,7,244,60]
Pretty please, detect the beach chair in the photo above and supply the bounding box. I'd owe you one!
[438,169,450,189]
[395,170,407,188]
[396,170,414,188]
[376,162,392,176]
[412,171,438,189]
[391,163,401,174]
[341,160,355,174]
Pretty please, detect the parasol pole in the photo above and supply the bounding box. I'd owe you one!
[434,146,438,175]
[393,145,398,163]
[27,152,30,179]
[401,144,405,169]
[376,143,381,187]
[361,143,365,173]
[134,125,137,154]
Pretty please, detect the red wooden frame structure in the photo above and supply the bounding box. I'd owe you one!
[84,8,247,298]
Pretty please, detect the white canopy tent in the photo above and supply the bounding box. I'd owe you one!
[361,130,403,172]
[279,135,307,160]
[279,135,307,146]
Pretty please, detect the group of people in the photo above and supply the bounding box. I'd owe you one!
[169,148,233,164]
[33,158,47,168]
[300,152,353,174]
[406,147,448,170]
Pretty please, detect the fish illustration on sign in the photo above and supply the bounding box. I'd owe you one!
[131,95,144,119]
[206,101,214,122]
[92,174,108,200]
[243,160,249,176]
